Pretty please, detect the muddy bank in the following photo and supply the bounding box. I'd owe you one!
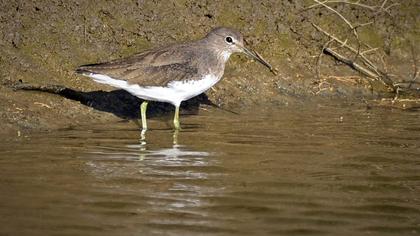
[0,0,418,136]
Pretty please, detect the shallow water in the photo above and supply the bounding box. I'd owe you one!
[0,103,419,236]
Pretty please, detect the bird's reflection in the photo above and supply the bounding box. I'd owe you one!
[129,129,209,161]
[85,128,213,181]
[139,129,181,147]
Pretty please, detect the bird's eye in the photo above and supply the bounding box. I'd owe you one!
[225,36,233,44]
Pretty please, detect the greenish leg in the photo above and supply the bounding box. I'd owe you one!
[173,105,181,130]
[140,101,148,130]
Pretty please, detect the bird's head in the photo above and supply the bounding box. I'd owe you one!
[205,27,277,74]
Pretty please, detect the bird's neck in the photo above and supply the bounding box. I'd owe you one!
[191,39,231,79]
[197,38,232,63]
[218,50,232,63]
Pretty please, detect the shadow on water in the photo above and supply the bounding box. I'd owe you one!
[5,80,215,119]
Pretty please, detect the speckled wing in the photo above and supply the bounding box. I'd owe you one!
[76,44,200,87]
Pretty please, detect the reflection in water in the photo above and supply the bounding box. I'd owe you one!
[127,128,210,161]
[0,105,419,236]
[81,127,218,231]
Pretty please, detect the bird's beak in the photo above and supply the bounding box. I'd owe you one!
[239,44,278,75]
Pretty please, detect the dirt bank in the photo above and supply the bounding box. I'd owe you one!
[0,0,418,136]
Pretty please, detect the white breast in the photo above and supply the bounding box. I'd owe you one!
[86,73,221,107]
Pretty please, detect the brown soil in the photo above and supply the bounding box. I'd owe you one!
[0,0,418,137]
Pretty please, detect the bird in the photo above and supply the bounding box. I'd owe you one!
[75,27,276,130]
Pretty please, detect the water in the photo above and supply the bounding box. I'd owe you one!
[0,103,419,235]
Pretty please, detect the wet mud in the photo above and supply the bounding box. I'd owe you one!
[0,0,418,136]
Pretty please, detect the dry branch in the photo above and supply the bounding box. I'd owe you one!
[306,1,376,11]
[322,47,379,79]
[316,38,334,79]
[307,0,419,97]
[306,0,399,16]
[311,21,394,88]
[408,41,419,89]
[309,0,395,90]
[311,23,376,69]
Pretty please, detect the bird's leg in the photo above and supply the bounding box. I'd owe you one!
[140,101,148,130]
[173,105,181,130]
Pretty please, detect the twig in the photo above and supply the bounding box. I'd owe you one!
[312,0,355,32]
[312,23,396,88]
[361,48,379,55]
[380,0,389,10]
[307,0,406,93]
[408,41,419,89]
[34,102,52,109]
[354,21,374,29]
[306,0,398,14]
[384,3,399,12]
[312,0,363,65]
[83,16,87,44]
[316,38,334,80]
[311,23,378,75]
[323,47,379,80]
[306,1,376,11]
